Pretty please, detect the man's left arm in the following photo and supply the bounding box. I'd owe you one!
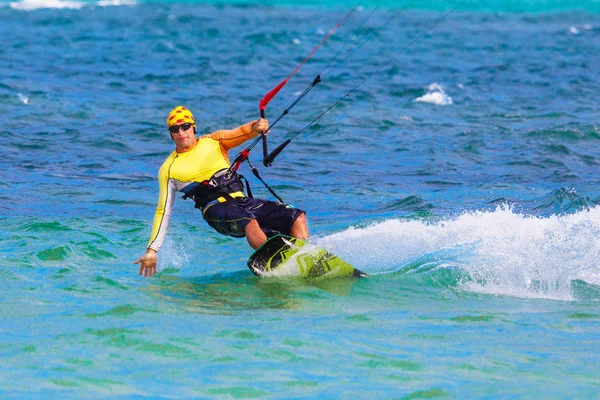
[208,119,268,150]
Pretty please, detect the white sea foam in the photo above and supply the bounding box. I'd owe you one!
[10,0,84,10]
[9,0,135,10]
[318,205,600,301]
[98,0,136,6]
[415,83,453,106]
[17,93,29,104]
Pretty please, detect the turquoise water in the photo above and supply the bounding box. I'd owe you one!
[1,0,600,398]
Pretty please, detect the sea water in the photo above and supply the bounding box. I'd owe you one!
[0,0,599,398]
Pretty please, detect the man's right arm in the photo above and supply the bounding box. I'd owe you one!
[147,166,176,252]
[135,163,175,277]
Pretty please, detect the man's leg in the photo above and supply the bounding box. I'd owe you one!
[290,212,309,240]
[245,219,267,249]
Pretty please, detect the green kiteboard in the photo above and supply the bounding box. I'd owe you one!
[247,234,367,278]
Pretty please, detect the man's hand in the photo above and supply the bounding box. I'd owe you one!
[134,249,158,277]
[252,118,269,135]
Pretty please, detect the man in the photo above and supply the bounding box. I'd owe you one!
[135,106,309,277]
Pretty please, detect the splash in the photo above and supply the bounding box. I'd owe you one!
[414,83,453,106]
[317,206,600,301]
[156,238,191,274]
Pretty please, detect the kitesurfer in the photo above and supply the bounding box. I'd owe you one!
[135,106,308,277]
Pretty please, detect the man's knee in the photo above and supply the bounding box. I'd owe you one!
[245,219,267,249]
[291,212,309,240]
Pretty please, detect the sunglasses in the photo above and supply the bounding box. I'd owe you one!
[169,122,194,133]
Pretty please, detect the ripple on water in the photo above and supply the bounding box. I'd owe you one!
[24,221,73,232]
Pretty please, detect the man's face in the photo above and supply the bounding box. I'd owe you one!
[169,122,196,151]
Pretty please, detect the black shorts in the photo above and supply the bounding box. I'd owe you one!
[202,197,305,238]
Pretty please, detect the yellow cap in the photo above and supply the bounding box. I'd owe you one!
[166,106,196,128]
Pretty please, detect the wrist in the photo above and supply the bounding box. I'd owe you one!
[249,121,259,134]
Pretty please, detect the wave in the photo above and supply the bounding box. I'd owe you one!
[4,0,600,12]
[316,205,600,301]
[414,83,453,106]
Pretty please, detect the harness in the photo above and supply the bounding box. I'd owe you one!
[182,152,287,211]
[181,169,251,209]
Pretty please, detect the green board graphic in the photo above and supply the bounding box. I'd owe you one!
[247,235,367,278]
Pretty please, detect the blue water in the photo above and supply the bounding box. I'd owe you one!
[1,0,600,398]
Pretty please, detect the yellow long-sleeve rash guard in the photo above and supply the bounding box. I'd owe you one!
[147,121,258,252]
